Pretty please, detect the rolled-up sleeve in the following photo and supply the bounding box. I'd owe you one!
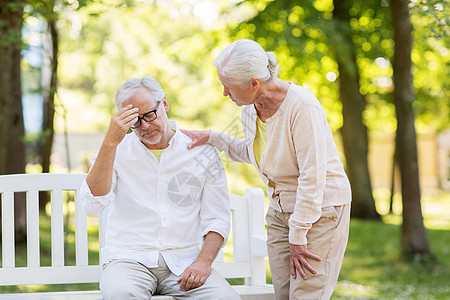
[199,148,230,248]
[80,157,117,216]
[80,180,115,216]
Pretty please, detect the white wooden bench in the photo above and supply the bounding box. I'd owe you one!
[0,173,274,299]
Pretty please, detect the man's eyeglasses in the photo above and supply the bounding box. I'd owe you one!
[131,100,162,129]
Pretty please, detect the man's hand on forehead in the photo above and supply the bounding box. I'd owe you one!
[104,104,139,146]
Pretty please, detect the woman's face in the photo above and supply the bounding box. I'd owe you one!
[218,72,255,106]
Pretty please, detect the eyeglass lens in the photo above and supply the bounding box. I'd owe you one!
[131,100,161,129]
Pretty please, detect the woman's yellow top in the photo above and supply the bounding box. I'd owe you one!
[254,117,275,189]
[254,116,267,168]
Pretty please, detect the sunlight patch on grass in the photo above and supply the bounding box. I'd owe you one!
[334,281,378,299]
[21,285,47,293]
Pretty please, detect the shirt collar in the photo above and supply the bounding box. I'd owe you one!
[166,120,179,149]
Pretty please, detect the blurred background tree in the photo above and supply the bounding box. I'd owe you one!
[24,0,91,210]
[391,0,431,259]
[0,0,27,240]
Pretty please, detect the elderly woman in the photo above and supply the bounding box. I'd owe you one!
[183,39,351,300]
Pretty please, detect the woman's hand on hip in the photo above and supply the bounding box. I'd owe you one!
[289,243,322,280]
[181,129,210,149]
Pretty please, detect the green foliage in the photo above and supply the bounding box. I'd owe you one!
[26,0,446,137]
[0,1,26,48]
[409,0,450,132]
[56,1,237,132]
[226,0,448,133]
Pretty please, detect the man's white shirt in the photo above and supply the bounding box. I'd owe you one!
[80,121,230,276]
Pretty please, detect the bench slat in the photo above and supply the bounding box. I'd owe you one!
[26,190,40,267]
[212,261,252,278]
[231,199,251,263]
[246,187,268,286]
[51,190,65,267]
[0,173,87,192]
[0,265,102,286]
[0,286,275,300]
[1,191,15,268]
[75,190,89,266]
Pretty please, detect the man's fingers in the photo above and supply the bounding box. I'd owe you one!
[190,276,201,290]
[124,114,138,127]
[184,275,196,291]
[119,108,139,120]
[117,104,133,113]
[178,274,199,291]
[177,276,186,291]
[198,275,207,287]
[183,273,208,291]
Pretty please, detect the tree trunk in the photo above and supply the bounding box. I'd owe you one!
[389,133,399,214]
[0,0,27,241]
[391,0,432,259]
[42,19,58,174]
[39,18,59,211]
[332,0,379,219]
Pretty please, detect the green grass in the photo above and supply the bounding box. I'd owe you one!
[1,190,449,299]
[333,189,450,299]
[334,220,450,299]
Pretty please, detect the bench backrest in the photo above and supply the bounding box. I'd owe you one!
[0,173,267,287]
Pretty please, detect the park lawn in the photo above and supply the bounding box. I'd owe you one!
[1,192,449,298]
[334,190,450,299]
[334,220,450,299]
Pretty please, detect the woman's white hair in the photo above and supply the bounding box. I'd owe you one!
[115,76,165,109]
[213,39,279,85]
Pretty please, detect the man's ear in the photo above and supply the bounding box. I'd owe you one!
[162,97,169,112]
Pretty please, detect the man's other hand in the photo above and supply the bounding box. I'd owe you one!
[177,258,211,291]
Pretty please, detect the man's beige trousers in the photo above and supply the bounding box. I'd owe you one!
[100,254,240,299]
[266,203,351,300]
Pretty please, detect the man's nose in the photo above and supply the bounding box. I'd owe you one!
[141,119,153,129]
[223,87,229,97]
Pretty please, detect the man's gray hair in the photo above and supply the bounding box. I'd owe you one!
[115,76,165,109]
[213,39,280,86]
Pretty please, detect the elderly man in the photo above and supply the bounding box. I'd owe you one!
[80,76,240,300]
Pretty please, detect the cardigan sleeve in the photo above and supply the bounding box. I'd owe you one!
[288,104,327,245]
[208,130,252,164]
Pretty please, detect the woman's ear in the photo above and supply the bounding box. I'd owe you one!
[251,78,260,90]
